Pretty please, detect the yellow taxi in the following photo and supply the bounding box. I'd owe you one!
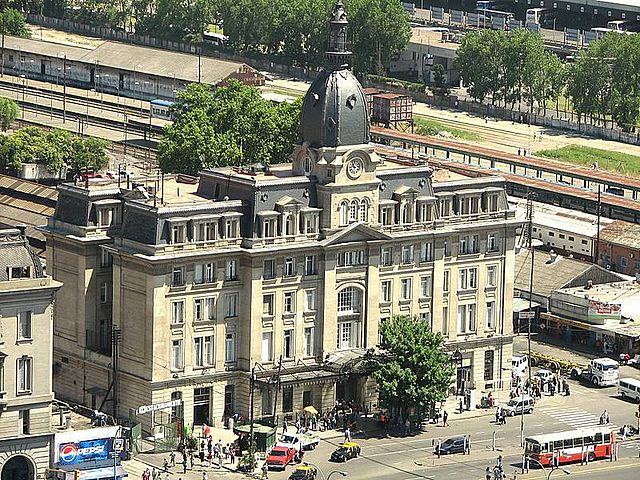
[330,441,361,462]
[288,464,318,480]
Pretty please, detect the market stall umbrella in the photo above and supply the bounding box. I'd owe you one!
[303,405,318,415]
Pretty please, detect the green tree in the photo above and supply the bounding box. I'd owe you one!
[0,96,18,131]
[158,81,301,175]
[0,7,31,37]
[69,136,110,174]
[430,63,450,97]
[367,315,454,419]
[0,127,65,173]
[142,0,216,41]
[610,34,640,132]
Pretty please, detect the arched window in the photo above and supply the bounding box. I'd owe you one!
[303,157,312,176]
[359,198,369,222]
[337,287,360,314]
[401,203,412,224]
[339,201,349,226]
[349,200,358,222]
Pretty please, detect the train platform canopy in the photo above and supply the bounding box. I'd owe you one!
[5,35,263,86]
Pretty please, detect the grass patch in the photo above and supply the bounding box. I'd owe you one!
[414,117,481,142]
[536,145,640,176]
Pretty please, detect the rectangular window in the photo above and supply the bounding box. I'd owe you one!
[263,259,275,280]
[171,224,186,243]
[419,311,432,330]
[304,255,316,276]
[0,357,4,392]
[400,278,412,300]
[261,332,273,362]
[195,221,217,241]
[283,291,295,314]
[284,257,295,277]
[380,280,392,303]
[304,327,314,357]
[171,339,184,370]
[486,301,495,330]
[381,247,393,266]
[484,350,495,381]
[17,311,32,340]
[282,386,293,412]
[460,235,479,254]
[420,276,432,298]
[443,270,450,292]
[225,259,238,281]
[337,322,353,349]
[225,333,236,363]
[194,298,204,322]
[458,268,477,290]
[205,297,216,321]
[18,410,29,435]
[195,262,216,284]
[225,293,238,318]
[283,329,294,359]
[225,218,238,238]
[401,245,414,264]
[171,301,185,324]
[194,336,214,367]
[487,233,498,252]
[263,294,274,316]
[336,250,366,267]
[420,242,433,262]
[457,304,477,333]
[559,234,565,239]
[487,265,497,287]
[100,250,112,267]
[99,282,108,303]
[17,356,32,394]
[304,289,316,312]
[172,266,185,287]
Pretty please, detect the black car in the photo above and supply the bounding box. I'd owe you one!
[435,437,466,455]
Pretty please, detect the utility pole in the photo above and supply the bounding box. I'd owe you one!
[272,355,283,426]
[249,365,256,462]
[526,191,535,389]
[112,327,121,419]
[594,184,601,265]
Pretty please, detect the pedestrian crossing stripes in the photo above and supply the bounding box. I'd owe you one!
[539,406,618,430]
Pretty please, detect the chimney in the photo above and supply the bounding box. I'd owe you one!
[585,279,593,290]
[549,250,558,263]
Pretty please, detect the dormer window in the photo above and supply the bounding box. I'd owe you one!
[300,208,320,234]
[284,213,297,236]
[171,224,186,243]
[192,217,219,242]
[221,213,242,239]
[459,195,481,215]
[94,199,121,227]
[8,266,30,280]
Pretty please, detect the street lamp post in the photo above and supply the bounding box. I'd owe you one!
[526,455,571,480]
[302,461,347,480]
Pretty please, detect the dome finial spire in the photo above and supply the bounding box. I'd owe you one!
[326,1,351,69]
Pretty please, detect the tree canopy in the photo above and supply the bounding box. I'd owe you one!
[157,81,301,175]
[0,126,109,175]
[0,96,18,131]
[455,29,563,112]
[367,315,454,418]
[0,7,31,37]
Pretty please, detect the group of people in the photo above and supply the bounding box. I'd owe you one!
[195,436,237,469]
[486,455,516,480]
[522,374,570,399]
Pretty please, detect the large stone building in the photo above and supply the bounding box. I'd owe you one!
[43,2,519,434]
[0,227,61,480]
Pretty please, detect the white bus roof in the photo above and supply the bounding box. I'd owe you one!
[594,358,619,365]
[619,377,640,385]
[526,427,613,444]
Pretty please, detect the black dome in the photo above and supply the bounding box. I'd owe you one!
[299,1,370,149]
[300,69,370,148]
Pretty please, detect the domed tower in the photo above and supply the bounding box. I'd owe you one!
[299,1,370,149]
[292,1,379,191]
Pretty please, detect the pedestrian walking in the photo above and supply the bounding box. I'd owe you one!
[497,455,503,467]
[486,466,492,480]
[565,381,570,396]
[459,398,464,413]
[443,410,449,427]
[199,448,205,465]
[170,451,176,467]
[182,457,187,474]
[229,446,236,464]
[261,462,269,479]
[189,452,194,469]
[162,458,169,472]
[495,407,501,424]
[283,418,288,432]
[344,426,351,442]
[296,418,301,433]
[202,472,208,480]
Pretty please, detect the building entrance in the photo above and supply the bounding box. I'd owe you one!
[1,455,35,480]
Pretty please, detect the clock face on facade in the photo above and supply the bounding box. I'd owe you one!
[347,158,363,179]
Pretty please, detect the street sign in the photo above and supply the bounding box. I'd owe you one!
[136,399,182,415]
[518,311,535,320]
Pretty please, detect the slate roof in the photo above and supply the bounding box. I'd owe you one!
[0,228,44,281]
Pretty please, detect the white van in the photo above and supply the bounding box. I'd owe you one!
[618,377,640,402]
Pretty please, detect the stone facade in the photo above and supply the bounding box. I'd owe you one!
[42,1,518,437]
[0,228,62,480]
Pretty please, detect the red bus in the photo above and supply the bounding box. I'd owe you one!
[524,427,615,466]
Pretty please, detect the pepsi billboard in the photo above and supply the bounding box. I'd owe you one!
[59,438,112,465]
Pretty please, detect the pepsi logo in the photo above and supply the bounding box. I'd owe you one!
[60,443,78,463]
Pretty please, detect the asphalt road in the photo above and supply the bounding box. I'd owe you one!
[265,369,640,480]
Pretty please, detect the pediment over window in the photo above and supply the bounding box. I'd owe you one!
[321,222,391,247]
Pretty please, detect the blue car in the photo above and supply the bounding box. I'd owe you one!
[435,437,466,455]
